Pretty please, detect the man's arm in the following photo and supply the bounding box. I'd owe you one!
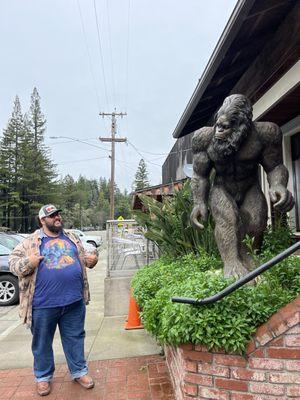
[259,122,294,213]
[190,127,213,229]
[84,250,98,269]
[9,240,43,278]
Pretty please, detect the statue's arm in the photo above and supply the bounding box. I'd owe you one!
[259,123,294,213]
[190,128,213,229]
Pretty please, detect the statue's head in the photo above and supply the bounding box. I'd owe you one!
[212,94,253,158]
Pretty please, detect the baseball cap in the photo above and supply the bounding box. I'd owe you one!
[38,204,62,219]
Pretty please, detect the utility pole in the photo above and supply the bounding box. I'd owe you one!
[99,111,127,220]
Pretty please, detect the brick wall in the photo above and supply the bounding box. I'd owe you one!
[165,297,300,399]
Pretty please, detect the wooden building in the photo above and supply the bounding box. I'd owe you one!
[162,0,300,231]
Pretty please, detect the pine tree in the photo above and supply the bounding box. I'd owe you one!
[0,96,27,230]
[23,87,57,231]
[0,89,58,232]
[29,87,46,146]
[133,159,150,191]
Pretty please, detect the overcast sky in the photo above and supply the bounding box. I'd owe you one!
[0,0,236,191]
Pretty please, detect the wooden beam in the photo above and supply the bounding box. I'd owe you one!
[231,2,300,100]
[246,0,293,19]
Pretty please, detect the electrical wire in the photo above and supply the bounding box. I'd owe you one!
[93,0,110,110]
[126,139,192,158]
[115,158,136,172]
[76,0,101,111]
[126,140,164,168]
[106,0,117,107]
[46,138,107,146]
[57,156,108,165]
[49,137,110,152]
[124,0,131,112]
[129,148,170,156]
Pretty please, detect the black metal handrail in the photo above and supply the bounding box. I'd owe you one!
[172,240,300,306]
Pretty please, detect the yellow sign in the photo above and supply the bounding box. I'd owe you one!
[117,215,124,227]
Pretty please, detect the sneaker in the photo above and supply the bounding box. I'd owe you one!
[74,374,94,389]
[37,381,51,396]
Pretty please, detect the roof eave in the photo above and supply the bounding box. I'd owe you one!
[172,0,256,138]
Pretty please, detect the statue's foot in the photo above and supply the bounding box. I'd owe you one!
[241,252,257,271]
[223,262,250,280]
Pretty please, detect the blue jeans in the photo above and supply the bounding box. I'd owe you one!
[31,299,88,382]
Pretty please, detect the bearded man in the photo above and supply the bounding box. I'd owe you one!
[9,205,98,396]
[191,94,294,278]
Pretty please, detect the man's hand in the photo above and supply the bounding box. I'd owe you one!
[269,185,294,213]
[28,254,44,269]
[190,203,208,230]
[84,254,98,268]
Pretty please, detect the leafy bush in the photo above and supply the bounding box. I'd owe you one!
[133,182,299,353]
[134,181,218,258]
[131,252,222,309]
[261,218,294,256]
[132,252,300,354]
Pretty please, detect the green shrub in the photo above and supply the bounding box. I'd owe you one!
[133,184,299,353]
[132,252,300,354]
[131,251,222,309]
[261,218,294,256]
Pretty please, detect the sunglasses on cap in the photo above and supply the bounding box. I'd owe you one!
[46,212,61,219]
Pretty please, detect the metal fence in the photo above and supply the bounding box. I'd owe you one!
[106,219,159,277]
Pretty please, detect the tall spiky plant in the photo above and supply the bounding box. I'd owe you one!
[134,181,218,258]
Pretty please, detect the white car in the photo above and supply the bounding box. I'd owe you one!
[70,229,102,248]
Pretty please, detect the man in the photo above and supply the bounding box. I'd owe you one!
[9,204,98,396]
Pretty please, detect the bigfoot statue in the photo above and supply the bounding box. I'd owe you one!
[191,94,294,278]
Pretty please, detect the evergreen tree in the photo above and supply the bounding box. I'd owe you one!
[29,87,46,146]
[22,88,57,231]
[0,96,27,230]
[133,159,150,191]
[115,188,131,219]
[0,89,58,232]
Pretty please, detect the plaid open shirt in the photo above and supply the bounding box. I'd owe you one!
[9,229,95,328]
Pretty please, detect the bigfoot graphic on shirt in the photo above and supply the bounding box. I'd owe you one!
[42,238,76,269]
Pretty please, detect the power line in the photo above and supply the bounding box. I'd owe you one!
[76,0,101,111]
[46,137,111,146]
[106,0,117,107]
[126,139,193,158]
[57,156,108,165]
[115,158,139,171]
[124,0,131,112]
[129,148,170,156]
[49,136,110,152]
[126,140,162,168]
[93,0,109,110]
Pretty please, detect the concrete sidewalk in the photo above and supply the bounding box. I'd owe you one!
[0,244,161,369]
[0,237,175,399]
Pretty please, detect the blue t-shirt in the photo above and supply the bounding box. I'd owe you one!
[32,232,83,308]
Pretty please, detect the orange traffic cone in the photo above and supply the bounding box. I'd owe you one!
[124,288,144,330]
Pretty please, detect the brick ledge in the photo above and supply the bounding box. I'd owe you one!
[246,297,300,355]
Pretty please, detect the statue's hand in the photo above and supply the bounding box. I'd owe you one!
[269,185,294,213]
[190,204,208,230]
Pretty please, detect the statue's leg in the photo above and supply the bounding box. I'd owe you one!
[210,186,249,278]
[240,184,268,268]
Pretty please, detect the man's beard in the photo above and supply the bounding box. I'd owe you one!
[45,220,63,234]
[211,123,248,160]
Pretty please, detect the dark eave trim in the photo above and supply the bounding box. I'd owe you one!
[172,0,256,138]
